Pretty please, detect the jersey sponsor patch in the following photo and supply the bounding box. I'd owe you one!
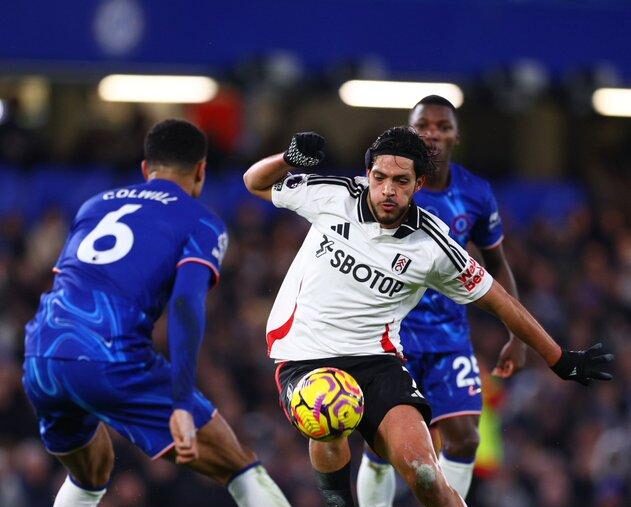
[318,235,406,298]
[456,258,486,292]
[316,234,335,257]
[391,253,411,275]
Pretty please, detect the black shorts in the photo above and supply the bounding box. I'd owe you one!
[274,355,432,449]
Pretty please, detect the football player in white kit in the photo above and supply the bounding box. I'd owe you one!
[243,127,613,507]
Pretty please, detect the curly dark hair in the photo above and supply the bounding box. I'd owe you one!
[365,125,437,178]
[144,119,207,171]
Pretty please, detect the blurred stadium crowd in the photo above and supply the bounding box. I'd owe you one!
[0,98,630,507]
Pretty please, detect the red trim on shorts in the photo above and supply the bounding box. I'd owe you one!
[266,304,297,356]
[152,442,176,461]
[274,362,292,422]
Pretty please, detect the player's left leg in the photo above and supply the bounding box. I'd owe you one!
[178,412,291,507]
[74,355,290,507]
[372,405,466,507]
[435,414,480,499]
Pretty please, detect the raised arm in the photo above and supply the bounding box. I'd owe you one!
[243,132,325,201]
[243,153,290,201]
[474,280,613,385]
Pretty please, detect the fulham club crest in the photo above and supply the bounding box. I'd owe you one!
[392,253,411,274]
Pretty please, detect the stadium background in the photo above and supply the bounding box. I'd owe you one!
[0,1,629,506]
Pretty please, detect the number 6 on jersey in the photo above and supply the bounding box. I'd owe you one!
[77,204,142,264]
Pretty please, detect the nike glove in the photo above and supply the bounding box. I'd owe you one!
[283,132,325,168]
[551,343,614,386]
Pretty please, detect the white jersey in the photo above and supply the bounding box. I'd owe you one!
[267,174,493,361]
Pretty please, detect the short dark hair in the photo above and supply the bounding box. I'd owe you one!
[412,94,456,112]
[144,119,207,171]
[365,126,436,178]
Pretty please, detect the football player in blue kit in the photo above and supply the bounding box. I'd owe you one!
[22,119,291,507]
[356,95,547,505]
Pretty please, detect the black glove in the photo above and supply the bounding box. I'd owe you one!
[283,132,325,168]
[551,343,614,386]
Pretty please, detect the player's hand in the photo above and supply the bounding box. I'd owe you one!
[550,343,614,386]
[169,409,199,464]
[492,337,527,378]
[283,132,325,168]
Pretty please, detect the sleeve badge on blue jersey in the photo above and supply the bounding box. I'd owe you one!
[392,253,411,275]
[488,211,502,230]
[212,232,229,265]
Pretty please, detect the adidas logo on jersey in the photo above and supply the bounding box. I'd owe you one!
[330,222,350,239]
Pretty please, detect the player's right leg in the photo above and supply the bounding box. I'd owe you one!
[309,437,356,507]
[275,359,356,507]
[22,357,114,506]
[52,424,114,506]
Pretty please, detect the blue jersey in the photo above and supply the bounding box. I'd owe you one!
[25,178,228,363]
[400,163,503,354]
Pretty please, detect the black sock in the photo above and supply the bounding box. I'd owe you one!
[314,461,356,507]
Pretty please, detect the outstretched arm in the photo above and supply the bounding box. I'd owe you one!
[474,281,560,366]
[474,281,613,385]
[243,132,326,201]
[480,244,526,377]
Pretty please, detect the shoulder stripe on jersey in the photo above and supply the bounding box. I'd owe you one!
[357,196,365,221]
[419,222,467,271]
[308,175,363,189]
[307,176,363,197]
[419,211,467,270]
[424,217,467,267]
[420,210,468,265]
[308,175,363,195]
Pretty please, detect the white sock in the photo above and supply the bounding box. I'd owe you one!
[53,476,106,507]
[438,453,475,500]
[227,464,291,507]
[356,452,396,507]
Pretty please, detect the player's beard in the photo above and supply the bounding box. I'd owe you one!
[373,200,409,227]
